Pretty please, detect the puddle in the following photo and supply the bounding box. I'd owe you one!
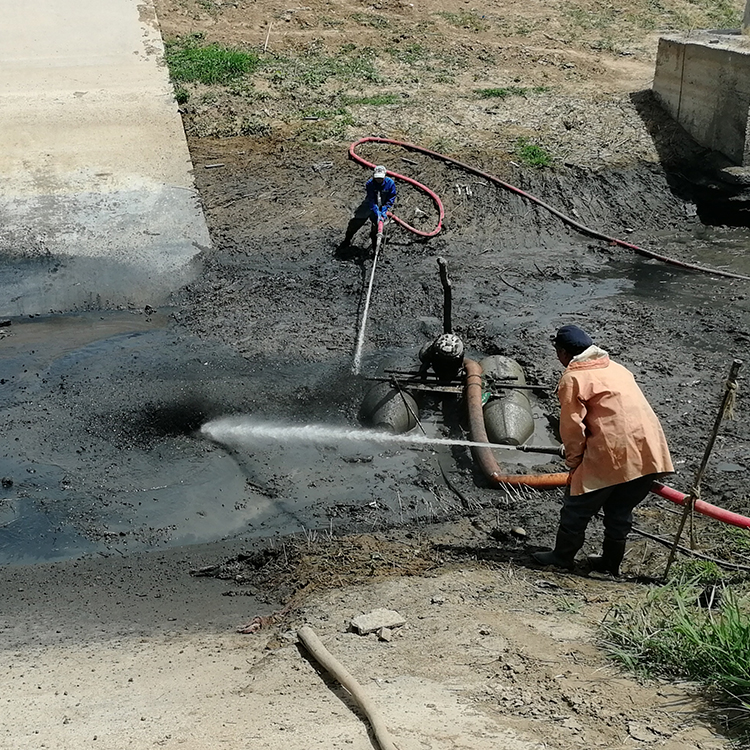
[0,316,474,564]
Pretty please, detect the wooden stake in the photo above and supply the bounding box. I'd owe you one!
[263,22,272,53]
[664,359,742,578]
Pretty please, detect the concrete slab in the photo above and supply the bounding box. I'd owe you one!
[653,30,750,166]
[0,0,210,315]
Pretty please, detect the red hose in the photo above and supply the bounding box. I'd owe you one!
[349,137,750,281]
[349,137,444,237]
[463,358,750,530]
[651,482,750,530]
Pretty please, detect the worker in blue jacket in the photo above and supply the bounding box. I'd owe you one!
[341,165,396,247]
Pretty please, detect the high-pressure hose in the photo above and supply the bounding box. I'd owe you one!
[463,358,750,530]
[349,137,750,281]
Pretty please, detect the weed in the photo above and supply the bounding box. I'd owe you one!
[389,44,428,65]
[728,527,750,553]
[239,118,271,137]
[165,34,261,85]
[174,86,190,105]
[350,12,389,28]
[557,596,583,614]
[267,44,381,90]
[514,21,540,36]
[600,579,750,739]
[319,15,344,27]
[476,86,530,99]
[435,11,489,33]
[514,138,552,168]
[589,37,617,53]
[300,106,349,119]
[566,6,617,31]
[341,93,401,106]
[668,559,724,586]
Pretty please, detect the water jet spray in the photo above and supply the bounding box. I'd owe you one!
[201,416,563,456]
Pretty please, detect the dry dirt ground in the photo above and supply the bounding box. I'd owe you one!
[3,0,750,748]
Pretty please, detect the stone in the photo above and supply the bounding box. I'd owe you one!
[351,608,406,635]
[377,627,393,642]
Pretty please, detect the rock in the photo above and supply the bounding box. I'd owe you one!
[717,166,750,186]
[351,608,406,635]
[377,627,392,642]
[511,526,527,538]
[628,721,659,742]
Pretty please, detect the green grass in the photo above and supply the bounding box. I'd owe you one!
[514,138,552,167]
[389,43,429,65]
[600,571,750,739]
[267,44,381,90]
[435,11,489,32]
[476,86,548,99]
[350,12,390,28]
[341,93,401,106]
[164,33,261,85]
[728,527,750,553]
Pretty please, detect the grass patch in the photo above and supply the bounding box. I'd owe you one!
[389,43,429,65]
[476,86,548,99]
[174,86,190,105]
[267,44,381,90]
[341,93,401,106]
[435,11,489,32]
[164,33,261,85]
[600,569,750,739]
[350,12,390,28]
[514,138,552,167]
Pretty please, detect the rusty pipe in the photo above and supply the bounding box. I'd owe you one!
[464,358,570,488]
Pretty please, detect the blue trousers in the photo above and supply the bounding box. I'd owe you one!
[559,474,657,541]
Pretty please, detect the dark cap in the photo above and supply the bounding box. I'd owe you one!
[551,325,593,352]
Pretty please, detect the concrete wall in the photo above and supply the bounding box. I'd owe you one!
[653,32,750,166]
[0,0,210,315]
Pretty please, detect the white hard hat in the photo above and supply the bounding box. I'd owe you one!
[373,165,387,178]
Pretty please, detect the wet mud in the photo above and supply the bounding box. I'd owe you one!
[2,138,749,572]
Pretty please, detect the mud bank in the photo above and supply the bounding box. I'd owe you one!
[2,141,749,570]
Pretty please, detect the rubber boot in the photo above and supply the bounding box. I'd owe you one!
[587,537,626,576]
[532,528,585,570]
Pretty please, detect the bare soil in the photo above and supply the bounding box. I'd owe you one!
[3,0,750,748]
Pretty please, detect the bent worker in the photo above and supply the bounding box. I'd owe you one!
[341,165,396,247]
[533,325,673,575]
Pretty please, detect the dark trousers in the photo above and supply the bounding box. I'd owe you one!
[559,474,657,541]
[344,202,378,244]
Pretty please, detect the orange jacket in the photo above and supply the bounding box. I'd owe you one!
[558,347,673,495]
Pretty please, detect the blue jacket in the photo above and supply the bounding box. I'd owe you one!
[366,176,396,217]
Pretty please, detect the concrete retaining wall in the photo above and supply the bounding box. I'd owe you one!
[653,31,750,166]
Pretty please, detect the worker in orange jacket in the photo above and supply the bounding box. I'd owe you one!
[533,325,674,575]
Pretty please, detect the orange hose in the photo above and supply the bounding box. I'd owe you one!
[464,358,569,488]
[464,359,750,531]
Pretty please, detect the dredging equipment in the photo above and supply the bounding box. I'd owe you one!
[463,357,750,530]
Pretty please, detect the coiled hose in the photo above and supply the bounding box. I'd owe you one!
[349,136,750,281]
